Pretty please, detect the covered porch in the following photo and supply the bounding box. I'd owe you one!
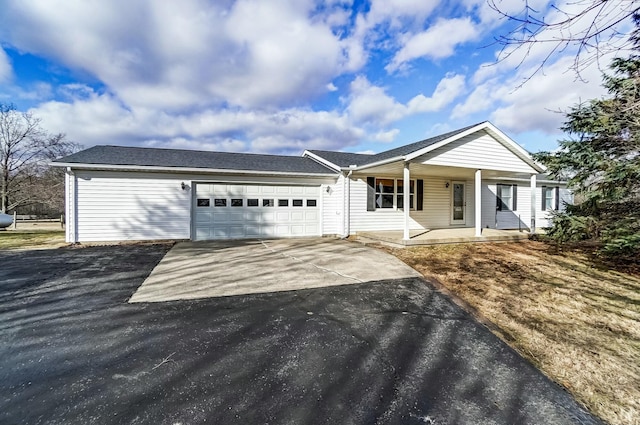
[356,228,531,247]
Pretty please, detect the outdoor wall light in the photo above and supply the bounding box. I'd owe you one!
[325,186,332,194]
[445,182,450,188]
[181,182,187,190]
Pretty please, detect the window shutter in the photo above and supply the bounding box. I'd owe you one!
[555,186,560,210]
[496,184,503,211]
[416,179,424,211]
[512,184,517,211]
[366,177,375,211]
[541,186,547,210]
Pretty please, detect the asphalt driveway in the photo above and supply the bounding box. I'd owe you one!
[0,243,602,425]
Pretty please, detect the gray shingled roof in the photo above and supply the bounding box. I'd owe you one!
[309,122,484,168]
[306,150,375,167]
[53,145,337,175]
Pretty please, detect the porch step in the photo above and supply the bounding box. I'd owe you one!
[356,230,531,247]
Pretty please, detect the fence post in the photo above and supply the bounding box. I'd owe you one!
[13,211,17,230]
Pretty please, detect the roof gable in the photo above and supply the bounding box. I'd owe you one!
[307,122,544,173]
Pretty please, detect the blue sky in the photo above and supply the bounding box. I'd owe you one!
[0,0,633,156]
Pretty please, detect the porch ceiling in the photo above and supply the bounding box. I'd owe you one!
[353,162,533,179]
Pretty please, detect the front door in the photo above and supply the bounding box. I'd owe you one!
[451,181,466,224]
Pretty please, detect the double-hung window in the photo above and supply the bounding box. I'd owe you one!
[375,178,395,208]
[397,179,415,210]
[496,184,517,211]
[541,186,560,211]
[370,178,418,210]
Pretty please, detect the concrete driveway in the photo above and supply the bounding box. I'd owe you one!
[0,244,603,425]
[129,238,422,302]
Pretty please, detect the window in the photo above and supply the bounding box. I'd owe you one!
[292,199,303,207]
[247,199,259,207]
[263,199,274,207]
[496,184,517,211]
[375,178,414,209]
[231,199,243,207]
[375,178,394,208]
[306,199,317,207]
[278,199,289,207]
[542,186,559,211]
[397,179,415,210]
[197,199,210,207]
[214,199,227,207]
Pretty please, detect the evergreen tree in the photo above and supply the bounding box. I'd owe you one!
[533,15,640,259]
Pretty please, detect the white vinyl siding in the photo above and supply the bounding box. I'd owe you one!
[74,171,191,242]
[482,182,532,230]
[322,176,343,236]
[415,132,538,174]
[537,185,572,228]
[70,170,335,242]
[348,177,422,232]
[345,176,475,233]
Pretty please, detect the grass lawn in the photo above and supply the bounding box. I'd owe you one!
[0,230,66,250]
[389,240,640,425]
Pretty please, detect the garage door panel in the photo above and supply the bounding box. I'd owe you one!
[291,211,304,221]
[276,211,290,221]
[193,183,321,240]
[304,187,319,196]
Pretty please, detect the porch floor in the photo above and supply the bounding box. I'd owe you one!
[356,228,531,247]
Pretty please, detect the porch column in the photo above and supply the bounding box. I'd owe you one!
[530,174,537,234]
[403,162,410,240]
[475,169,482,237]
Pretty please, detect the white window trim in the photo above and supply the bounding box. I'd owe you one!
[374,178,415,211]
[542,186,558,211]
[497,183,515,211]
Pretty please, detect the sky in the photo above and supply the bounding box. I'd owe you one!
[0,0,635,156]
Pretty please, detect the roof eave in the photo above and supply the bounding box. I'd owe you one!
[301,150,343,172]
[50,162,339,177]
[350,155,406,171]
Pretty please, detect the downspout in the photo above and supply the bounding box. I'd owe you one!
[66,167,78,243]
[342,169,353,238]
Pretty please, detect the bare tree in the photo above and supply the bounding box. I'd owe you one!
[489,0,639,79]
[0,103,79,213]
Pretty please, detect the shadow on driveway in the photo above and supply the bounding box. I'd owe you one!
[0,245,602,425]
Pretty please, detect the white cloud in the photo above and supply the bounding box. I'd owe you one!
[346,74,465,126]
[366,0,440,28]
[407,74,466,113]
[346,76,406,125]
[386,18,479,72]
[453,54,608,134]
[0,48,12,82]
[0,0,357,110]
[451,83,493,118]
[372,128,400,143]
[30,85,365,154]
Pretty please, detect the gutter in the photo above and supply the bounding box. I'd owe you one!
[50,162,338,178]
[343,156,405,172]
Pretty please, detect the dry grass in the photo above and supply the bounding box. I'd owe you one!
[390,241,640,425]
[0,230,66,250]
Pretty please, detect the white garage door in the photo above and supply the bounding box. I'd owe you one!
[193,183,321,240]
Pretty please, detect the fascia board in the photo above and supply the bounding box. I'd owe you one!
[483,123,546,173]
[50,162,339,178]
[350,156,405,171]
[404,123,487,161]
[301,150,342,172]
